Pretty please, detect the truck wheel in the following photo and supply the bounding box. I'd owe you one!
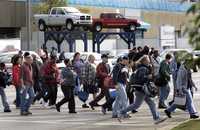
[66,20,74,31]
[94,23,102,32]
[129,24,136,32]
[38,21,46,31]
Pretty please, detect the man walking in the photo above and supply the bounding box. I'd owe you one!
[20,52,35,116]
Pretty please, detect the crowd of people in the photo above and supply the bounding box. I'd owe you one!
[0,45,199,124]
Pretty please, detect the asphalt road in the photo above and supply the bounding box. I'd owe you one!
[0,72,200,130]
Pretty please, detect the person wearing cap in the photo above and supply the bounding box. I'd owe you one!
[112,56,129,118]
[20,52,35,116]
[89,54,111,109]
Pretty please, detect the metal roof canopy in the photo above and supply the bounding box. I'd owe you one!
[68,0,191,12]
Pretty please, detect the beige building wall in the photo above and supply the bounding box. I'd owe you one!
[142,11,190,38]
[0,1,26,27]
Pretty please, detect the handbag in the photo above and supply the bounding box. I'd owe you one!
[77,89,89,102]
[174,90,186,107]
[143,82,158,98]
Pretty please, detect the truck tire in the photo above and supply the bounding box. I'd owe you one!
[38,20,46,31]
[129,23,136,32]
[66,20,74,31]
[94,23,102,32]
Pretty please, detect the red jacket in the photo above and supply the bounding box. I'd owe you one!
[43,62,59,85]
[96,62,110,87]
[12,65,21,87]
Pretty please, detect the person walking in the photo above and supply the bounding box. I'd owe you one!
[81,55,98,101]
[72,52,88,108]
[89,54,111,110]
[12,55,22,109]
[112,56,129,118]
[164,60,199,119]
[119,55,167,124]
[158,54,172,109]
[56,59,77,114]
[0,63,11,113]
[43,55,59,108]
[20,52,35,116]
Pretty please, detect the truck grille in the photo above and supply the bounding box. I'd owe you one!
[86,16,91,20]
[80,16,85,20]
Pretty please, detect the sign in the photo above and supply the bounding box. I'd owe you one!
[160,25,175,47]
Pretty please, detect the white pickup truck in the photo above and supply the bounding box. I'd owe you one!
[34,7,92,31]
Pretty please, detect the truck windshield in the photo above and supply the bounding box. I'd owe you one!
[64,7,80,13]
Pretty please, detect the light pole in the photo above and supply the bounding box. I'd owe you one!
[26,0,31,50]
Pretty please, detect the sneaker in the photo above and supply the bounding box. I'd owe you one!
[158,104,167,109]
[164,110,171,118]
[154,117,167,124]
[27,111,32,115]
[101,106,106,115]
[112,115,118,118]
[131,110,138,114]
[42,101,48,108]
[190,115,199,119]
[55,104,60,112]
[69,111,77,114]
[89,103,95,110]
[82,104,89,108]
[20,111,29,116]
[4,109,11,113]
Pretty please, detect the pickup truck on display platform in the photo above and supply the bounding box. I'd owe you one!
[34,7,92,31]
[92,13,140,32]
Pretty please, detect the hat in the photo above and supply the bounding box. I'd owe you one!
[101,54,108,59]
[24,52,32,59]
[122,55,129,60]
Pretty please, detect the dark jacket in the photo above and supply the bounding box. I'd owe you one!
[61,67,76,87]
[134,64,151,85]
[159,60,171,84]
[0,71,7,88]
[112,63,128,85]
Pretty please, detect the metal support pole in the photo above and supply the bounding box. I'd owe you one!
[26,0,31,50]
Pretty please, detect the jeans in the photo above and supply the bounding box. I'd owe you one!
[56,85,75,112]
[159,83,170,106]
[20,86,35,112]
[112,83,128,117]
[0,87,10,110]
[15,87,21,108]
[121,91,160,120]
[166,89,198,115]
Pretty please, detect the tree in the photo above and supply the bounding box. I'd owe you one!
[32,0,67,14]
[184,1,200,49]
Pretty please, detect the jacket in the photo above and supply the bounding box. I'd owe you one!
[0,71,7,88]
[12,65,21,87]
[43,62,59,85]
[112,63,128,85]
[61,67,76,87]
[134,64,151,86]
[159,60,171,83]
[96,62,110,86]
[176,64,188,91]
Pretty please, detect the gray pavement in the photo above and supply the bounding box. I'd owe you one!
[0,72,200,130]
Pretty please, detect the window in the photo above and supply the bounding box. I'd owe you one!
[57,9,65,15]
[51,9,57,15]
